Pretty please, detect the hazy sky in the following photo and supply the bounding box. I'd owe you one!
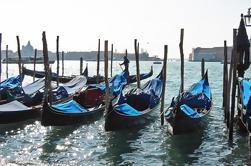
[0,0,250,58]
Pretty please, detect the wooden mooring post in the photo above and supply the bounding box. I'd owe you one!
[223,41,228,122]
[110,44,113,78]
[33,49,37,81]
[42,31,50,104]
[96,39,100,83]
[80,57,83,75]
[201,58,205,78]
[62,51,64,76]
[179,29,184,93]
[6,45,8,79]
[104,40,109,113]
[160,45,168,125]
[56,36,59,86]
[134,39,140,88]
[229,29,238,141]
[16,36,22,83]
[226,35,236,129]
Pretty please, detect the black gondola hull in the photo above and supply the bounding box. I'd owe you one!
[105,107,156,131]
[0,108,41,124]
[41,102,105,126]
[22,66,153,84]
[165,108,209,134]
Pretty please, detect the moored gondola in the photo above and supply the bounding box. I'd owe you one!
[104,68,163,131]
[236,78,251,132]
[0,78,45,105]
[0,75,87,124]
[0,100,41,124]
[22,65,153,84]
[41,71,129,126]
[22,66,75,83]
[0,75,23,93]
[165,71,212,134]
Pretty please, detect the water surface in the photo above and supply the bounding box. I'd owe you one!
[0,61,250,165]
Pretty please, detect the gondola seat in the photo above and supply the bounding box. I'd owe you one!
[114,103,143,115]
[52,100,87,113]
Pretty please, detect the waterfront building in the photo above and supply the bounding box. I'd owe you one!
[190,47,232,62]
[21,41,34,57]
[190,38,251,62]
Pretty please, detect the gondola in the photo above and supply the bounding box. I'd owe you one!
[104,68,163,131]
[0,76,87,124]
[165,71,212,134]
[22,65,104,84]
[22,65,153,84]
[22,66,74,83]
[41,71,129,126]
[0,75,86,105]
[0,78,45,105]
[0,75,23,92]
[127,66,153,84]
[0,100,41,124]
[236,78,251,132]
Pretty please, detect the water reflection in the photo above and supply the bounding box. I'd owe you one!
[39,124,81,164]
[0,119,38,136]
[161,123,206,165]
[103,128,145,165]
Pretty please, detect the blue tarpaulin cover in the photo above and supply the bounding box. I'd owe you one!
[50,72,128,113]
[89,71,128,96]
[240,79,251,107]
[52,99,87,113]
[178,72,212,118]
[180,104,204,118]
[240,79,251,121]
[114,103,143,115]
[0,75,23,90]
[115,73,163,115]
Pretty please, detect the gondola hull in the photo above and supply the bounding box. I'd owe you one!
[41,102,105,126]
[22,66,153,84]
[105,106,158,131]
[41,90,120,126]
[165,108,208,134]
[165,71,212,134]
[105,67,162,131]
[0,106,41,124]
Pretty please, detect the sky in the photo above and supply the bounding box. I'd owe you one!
[0,0,250,59]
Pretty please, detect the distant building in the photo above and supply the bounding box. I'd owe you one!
[63,51,161,61]
[190,38,251,62]
[190,47,232,62]
[1,41,161,62]
[21,41,34,57]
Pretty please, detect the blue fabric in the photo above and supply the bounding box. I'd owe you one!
[89,72,128,96]
[52,86,69,101]
[0,75,23,90]
[241,79,251,107]
[180,92,211,110]
[189,78,211,99]
[114,103,143,115]
[180,104,204,118]
[240,79,251,122]
[52,99,87,113]
[142,77,163,98]
[179,73,212,111]
[116,73,163,114]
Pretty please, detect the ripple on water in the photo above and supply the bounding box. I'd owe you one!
[0,61,250,165]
